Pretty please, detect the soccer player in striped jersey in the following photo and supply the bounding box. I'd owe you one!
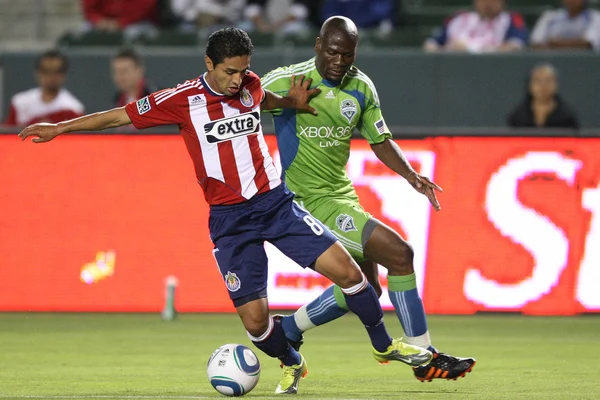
[262,16,476,382]
[18,27,433,395]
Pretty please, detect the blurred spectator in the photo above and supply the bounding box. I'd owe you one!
[321,0,397,37]
[3,50,84,127]
[531,0,600,51]
[508,64,579,129]
[82,0,158,39]
[424,0,527,53]
[239,0,313,36]
[111,49,155,107]
[170,0,245,32]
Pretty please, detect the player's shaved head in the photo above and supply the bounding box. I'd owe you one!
[315,16,358,82]
[319,16,358,42]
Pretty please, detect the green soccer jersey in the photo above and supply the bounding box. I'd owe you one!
[261,57,392,202]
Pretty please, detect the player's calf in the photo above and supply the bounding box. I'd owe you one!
[314,243,394,353]
[237,298,304,374]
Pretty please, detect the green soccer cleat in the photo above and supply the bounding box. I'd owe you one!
[373,338,433,367]
[275,354,308,394]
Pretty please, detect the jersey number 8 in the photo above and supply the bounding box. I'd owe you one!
[303,215,324,236]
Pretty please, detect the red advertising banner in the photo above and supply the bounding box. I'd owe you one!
[1,135,599,315]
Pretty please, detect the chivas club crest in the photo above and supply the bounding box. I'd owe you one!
[240,87,254,107]
[224,271,241,292]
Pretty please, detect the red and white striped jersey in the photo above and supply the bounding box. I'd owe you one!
[3,87,84,127]
[125,71,281,206]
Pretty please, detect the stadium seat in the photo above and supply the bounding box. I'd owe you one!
[58,31,124,47]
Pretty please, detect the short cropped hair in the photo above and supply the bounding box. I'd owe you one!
[113,48,143,67]
[35,49,68,72]
[205,28,254,66]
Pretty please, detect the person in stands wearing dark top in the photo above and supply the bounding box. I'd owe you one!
[508,63,579,129]
[111,49,155,108]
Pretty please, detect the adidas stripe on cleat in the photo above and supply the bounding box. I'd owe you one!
[413,353,476,382]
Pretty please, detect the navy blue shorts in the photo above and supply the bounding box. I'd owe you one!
[209,184,337,306]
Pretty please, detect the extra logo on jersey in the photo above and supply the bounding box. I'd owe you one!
[340,99,357,123]
[204,111,260,143]
[136,97,151,115]
[240,87,254,107]
[224,271,241,292]
[336,214,358,233]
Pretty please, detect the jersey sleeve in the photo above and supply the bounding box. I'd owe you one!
[584,13,600,50]
[530,11,551,45]
[3,103,17,126]
[504,12,528,46]
[357,76,392,145]
[124,90,181,130]
[260,67,292,115]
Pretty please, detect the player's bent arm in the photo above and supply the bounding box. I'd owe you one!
[260,75,320,115]
[261,90,292,111]
[18,107,131,143]
[370,138,416,180]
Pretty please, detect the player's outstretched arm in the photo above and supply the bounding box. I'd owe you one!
[371,138,443,211]
[261,75,320,115]
[18,107,132,143]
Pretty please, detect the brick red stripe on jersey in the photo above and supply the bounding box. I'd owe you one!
[207,101,243,197]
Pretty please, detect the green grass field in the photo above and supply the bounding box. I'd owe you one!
[1,313,598,400]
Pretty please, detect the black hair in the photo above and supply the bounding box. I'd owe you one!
[113,48,143,67]
[35,49,68,72]
[524,63,559,101]
[205,28,254,66]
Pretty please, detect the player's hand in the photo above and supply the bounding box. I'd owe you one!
[407,172,443,211]
[18,123,61,143]
[288,74,321,116]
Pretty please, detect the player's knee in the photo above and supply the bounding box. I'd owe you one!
[387,242,415,275]
[334,261,364,289]
[244,316,270,338]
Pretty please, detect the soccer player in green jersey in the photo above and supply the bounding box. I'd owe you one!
[261,16,476,382]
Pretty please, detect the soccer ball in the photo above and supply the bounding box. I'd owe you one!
[207,344,261,397]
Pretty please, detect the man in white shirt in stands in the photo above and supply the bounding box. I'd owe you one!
[3,50,84,127]
[423,0,528,53]
[531,0,600,51]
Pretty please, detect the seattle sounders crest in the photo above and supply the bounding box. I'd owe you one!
[340,99,357,123]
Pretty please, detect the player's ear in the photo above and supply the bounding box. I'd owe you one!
[315,37,321,52]
[205,55,214,72]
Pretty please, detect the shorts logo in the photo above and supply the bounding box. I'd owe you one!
[136,97,151,115]
[340,99,357,123]
[224,271,241,292]
[240,87,254,107]
[336,214,358,233]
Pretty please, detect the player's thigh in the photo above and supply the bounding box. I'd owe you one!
[212,239,269,309]
[362,219,414,270]
[267,199,338,270]
[313,241,364,289]
[301,197,371,262]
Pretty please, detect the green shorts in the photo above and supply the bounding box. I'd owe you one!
[297,196,372,262]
